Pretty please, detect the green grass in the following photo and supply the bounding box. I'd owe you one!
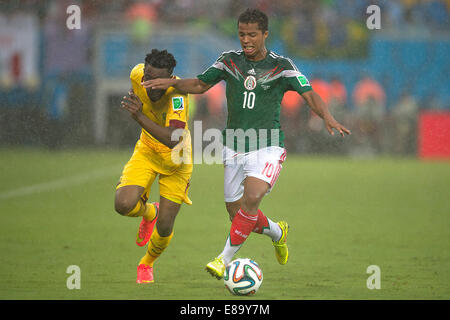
[0,148,449,300]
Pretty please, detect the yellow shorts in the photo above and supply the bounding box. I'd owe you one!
[116,138,193,205]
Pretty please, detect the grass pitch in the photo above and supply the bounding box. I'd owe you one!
[0,148,449,300]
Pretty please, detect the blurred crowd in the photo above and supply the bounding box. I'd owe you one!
[194,73,421,156]
[0,0,449,155]
[1,0,449,58]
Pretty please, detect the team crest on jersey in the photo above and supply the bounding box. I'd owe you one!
[172,96,184,111]
[244,75,257,90]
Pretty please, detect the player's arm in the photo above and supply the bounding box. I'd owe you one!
[121,90,182,149]
[141,58,225,94]
[301,90,351,137]
[141,78,212,94]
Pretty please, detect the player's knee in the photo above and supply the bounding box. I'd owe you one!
[114,197,136,216]
[242,192,264,211]
[156,217,174,237]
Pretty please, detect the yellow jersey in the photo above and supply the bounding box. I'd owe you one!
[130,63,190,153]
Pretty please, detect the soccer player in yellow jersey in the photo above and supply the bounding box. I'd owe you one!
[115,49,192,283]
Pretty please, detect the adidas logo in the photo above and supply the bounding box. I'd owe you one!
[248,68,256,75]
[234,230,248,239]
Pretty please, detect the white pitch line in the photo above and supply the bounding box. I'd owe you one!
[0,164,122,200]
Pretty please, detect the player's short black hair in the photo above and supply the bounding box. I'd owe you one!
[144,49,177,74]
[238,8,268,33]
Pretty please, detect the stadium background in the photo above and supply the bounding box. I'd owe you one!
[0,0,449,301]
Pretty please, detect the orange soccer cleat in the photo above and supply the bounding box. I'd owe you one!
[136,264,154,283]
[136,202,159,247]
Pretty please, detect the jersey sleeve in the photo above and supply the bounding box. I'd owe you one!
[196,54,227,86]
[283,70,313,94]
[165,93,189,129]
[279,59,313,94]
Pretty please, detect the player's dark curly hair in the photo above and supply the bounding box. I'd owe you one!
[145,49,177,74]
[238,8,268,33]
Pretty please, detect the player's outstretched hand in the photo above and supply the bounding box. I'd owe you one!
[324,116,351,137]
[121,90,143,119]
[141,78,176,90]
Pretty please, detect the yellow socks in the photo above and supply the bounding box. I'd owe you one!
[126,200,157,221]
[139,227,173,267]
[143,202,157,221]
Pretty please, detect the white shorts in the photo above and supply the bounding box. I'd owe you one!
[223,146,287,203]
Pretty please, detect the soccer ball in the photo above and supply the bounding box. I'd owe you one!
[224,258,263,296]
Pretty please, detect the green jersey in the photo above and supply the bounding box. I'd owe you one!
[197,49,312,152]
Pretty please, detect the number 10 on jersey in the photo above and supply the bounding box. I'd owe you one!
[243,91,255,109]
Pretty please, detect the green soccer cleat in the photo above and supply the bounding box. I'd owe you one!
[273,221,289,265]
[206,256,226,280]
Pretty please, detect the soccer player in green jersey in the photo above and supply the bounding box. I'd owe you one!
[142,8,350,279]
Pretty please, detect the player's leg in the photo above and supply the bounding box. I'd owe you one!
[225,199,282,244]
[115,144,159,246]
[221,177,269,263]
[206,147,244,279]
[225,200,241,221]
[206,146,286,278]
[244,146,289,265]
[245,146,289,265]
[137,162,192,283]
[224,146,286,232]
[206,177,268,279]
[115,138,159,221]
[138,196,180,267]
[114,185,156,219]
[207,147,288,278]
[137,196,180,283]
[225,145,287,251]
[115,186,159,247]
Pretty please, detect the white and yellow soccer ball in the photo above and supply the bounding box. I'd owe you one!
[224,258,263,296]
